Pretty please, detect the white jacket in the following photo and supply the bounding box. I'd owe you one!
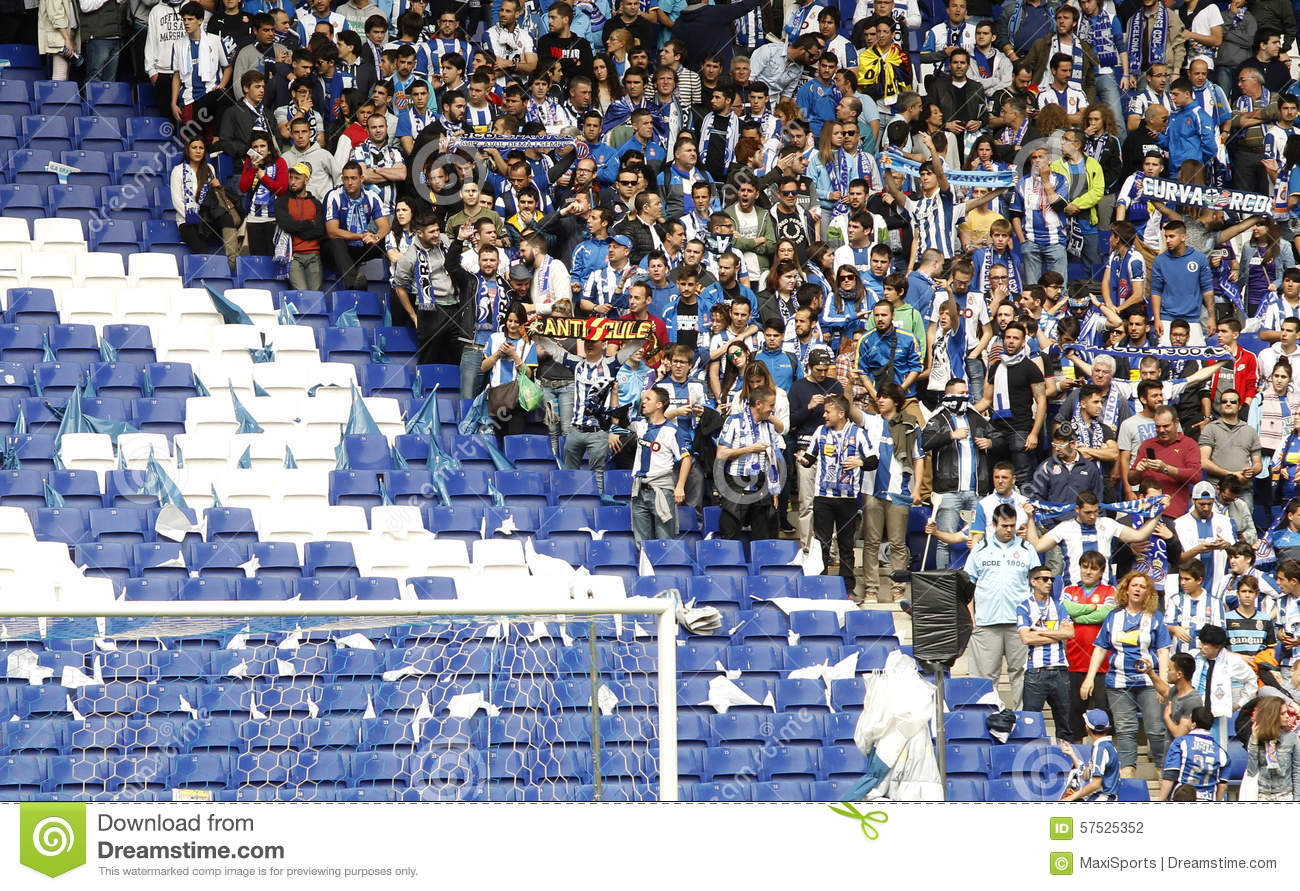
[144,0,187,77]
[1195,650,1258,719]
[168,30,228,104]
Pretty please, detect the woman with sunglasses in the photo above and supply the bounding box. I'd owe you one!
[727,360,790,432]
[821,264,868,351]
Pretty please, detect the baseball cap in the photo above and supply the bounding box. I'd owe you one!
[808,347,833,367]
[508,263,532,281]
[1067,294,1090,308]
[1192,481,1216,500]
[610,234,633,249]
[291,161,312,177]
[1083,709,1112,733]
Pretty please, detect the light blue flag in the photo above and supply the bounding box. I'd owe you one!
[278,300,298,326]
[43,480,64,507]
[344,384,380,436]
[370,331,388,365]
[229,384,264,434]
[334,440,348,471]
[210,484,223,507]
[204,285,253,325]
[237,446,251,469]
[140,367,154,398]
[81,370,97,398]
[41,333,56,363]
[425,433,455,506]
[391,447,409,470]
[485,475,505,508]
[11,400,24,436]
[404,389,441,436]
[335,307,361,327]
[283,445,298,469]
[458,390,492,435]
[379,477,394,506]
[483,438,515,472]
[253,378,270,397]
[193,374,210,397]
[99,338,118,362]
[52,386,85,468]
[248,347,275,363]
[411,369,424,399]
[140,448,189,509]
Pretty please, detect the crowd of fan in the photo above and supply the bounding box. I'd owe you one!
[11,0,1300,800]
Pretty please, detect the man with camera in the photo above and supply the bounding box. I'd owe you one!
[803,394,877,591]
[921,377,993,568]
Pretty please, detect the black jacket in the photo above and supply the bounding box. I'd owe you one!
[612,215,666,266]
[444,238,508,343]
[788,377,846,444]
[920,408,993,496]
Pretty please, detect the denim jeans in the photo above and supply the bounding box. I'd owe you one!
[1107,684,1168,770]
[1093,72,1125,145]
[630,484,679,542]
[540,380,574,458]
[460,343,488,400]
[564,430,610,491]
[1020,241,1068,288]
[966,356,986,407]
[935,490,978,568]
[1022,666,1072,738]
[84,37,121,82]
[992,423,1039,492]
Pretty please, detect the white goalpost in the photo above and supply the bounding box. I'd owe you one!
[0,598,678,802]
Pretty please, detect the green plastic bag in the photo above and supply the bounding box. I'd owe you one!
[517,373,543,412]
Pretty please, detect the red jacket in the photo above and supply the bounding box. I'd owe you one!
[238,157,290,202]
[1209,345,1258,405]
[1130,433,1203,517]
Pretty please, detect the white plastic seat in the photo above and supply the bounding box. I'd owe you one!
[116,433,172,469]
[360,537,436,581]
[250,363,310,399]
[157,328,216,365]
[210,324,262,368]
[126,253,182,288]
[0,218,32,249]
[114,287,172,331]
[191,360,254,402]
[312,362,359,388]
[265,325,321,365]
[282,437,338,473]
[74,252,127,288]
[230,433,286,470]
[176,468,218,506]
[314,506,371,544]
[32,218,87,253]
[0,506,35,543]
[168,287,223,333]
[173,433,232,473]
[57,433,116,483]
[20,250,76,290]
[244,396,302,434]
[369,505,430,540]
[213,469,279,511]
[59,287,117,330]
[182,396,238,438]
[424,540,472,575]
[256,506,315,558]
[471,539,529,575]
[274,469,331,508]
[223,288,278,332]
[298,398,349,442]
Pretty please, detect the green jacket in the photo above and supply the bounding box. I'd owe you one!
[726,203,777,273]
[1049,156,1104,228]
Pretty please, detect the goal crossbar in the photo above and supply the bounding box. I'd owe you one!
[0,596,679,801]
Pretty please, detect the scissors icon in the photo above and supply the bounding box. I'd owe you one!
[827,803,889,840]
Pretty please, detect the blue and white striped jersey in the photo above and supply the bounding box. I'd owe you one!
[1016,594,1071,668]
[807,421,874,499]
[1009,170,1069,245]
[717,408,782,489]
[903,189,965,258]
[582,263,634,315]
[1165,588,1226,654]
[1093,608,1173,689]
[484,333,537,387]
[972,491,1030,536]
[1172,512,1235,596]
[323,186,387,247]
[630,420,686,479]
[1082,738,1120,801]
[1047,518,1124,586]
[948,414,979,493]
[861,414,921,505]
[1162,729,1227,800]
[661,378,706,449]
[560,353,621,428]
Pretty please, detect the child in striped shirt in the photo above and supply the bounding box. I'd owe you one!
[1060,709,1121,801]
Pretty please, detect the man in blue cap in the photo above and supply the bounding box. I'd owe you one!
[1060,709,1121,801]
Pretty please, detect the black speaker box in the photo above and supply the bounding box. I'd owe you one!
[908,569,975,667]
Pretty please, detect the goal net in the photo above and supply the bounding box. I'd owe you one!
[0,600,677,802]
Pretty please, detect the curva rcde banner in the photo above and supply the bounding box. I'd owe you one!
[1137,176,1273,215]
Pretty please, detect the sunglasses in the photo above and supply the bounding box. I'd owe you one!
[780,190,798,196]
[618,179,637,185]
[838,274,857,281]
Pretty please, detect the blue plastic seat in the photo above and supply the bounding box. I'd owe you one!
[761,746,819,782]
[142,362,196,399]
[88,362,142,400]
[946,777,988,801]
[101,324,155,364]
[945,743,992,779]
[141,219,184,258]
[351,577,400,600]
[821,745,870,780]
[844,609,898,644]
[341,435,392,471]
[502,434,556,473]
[703,746,760,782]
[695,539,748,577]
[170,754,231,790]
[75,116,127,154]
[180,253,235,288]
[1116,777,1150,801]
[122,578,178,601]
[205,507,257,543]
[125,116,173,152]
[536,505,595,544]
[319,326,369,370]
[236,255,283,293]
[247,541,302,582]
[641,538,695,571]
[710,712,765,747]
[189,541,249,582]
[59,149,112,189]
[134,541,186,582]
[493,470,548,511]
[74,541,132,592]
[376,328,418,362]
[800,576,848,599]
[0,117,17,155]
[6,291,58,327]
[329,470,382,511]
[87,506,149,543]
[8,147,56,185]
[102,470,159,507]
[946,677,997,709]
[328,290,384,327]
[20,116,72,153]
[96,183,151,223]
[0,362,30,398]
[33,361,84,399]
[749,539,802,578]
[0,183,44,223]
[789,610,844,645]
[0,468,45,509]
[33,81,80,118]
[0,79,31,118]
[83,82,133,116]
[360,363,413,398]
[32,506,88,547]
[304,541,359,582]
[46,184,99,227]
[279,290,328,324]
[549,469,600,509]
[236,577,292,601]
